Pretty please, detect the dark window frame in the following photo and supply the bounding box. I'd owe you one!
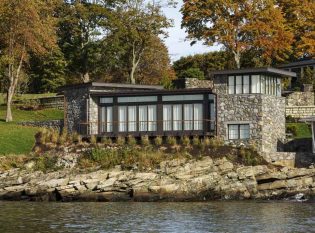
[228,124,250,140]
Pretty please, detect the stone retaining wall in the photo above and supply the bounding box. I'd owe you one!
[286,106,315,118]
[19,120,64,131]
[286,92,314,106]
[261,152,296,168]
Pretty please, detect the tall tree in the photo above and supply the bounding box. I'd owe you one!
[277,0,315,59]
[181,0,294,68]
[106,0,171,84]
[58,0,115,83]
[0,0,58,122]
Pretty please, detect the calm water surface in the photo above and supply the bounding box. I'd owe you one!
[0,201,314,233]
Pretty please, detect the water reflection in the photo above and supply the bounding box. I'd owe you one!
[0,201,314,233]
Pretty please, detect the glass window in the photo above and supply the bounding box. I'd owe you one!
[106,107,113,132]
[194,104,203,130]
[139,106,148,131]
[235,76,242,94]
[148,105,157,131]
[228,124,250,140]
[128,106,137,132]
[210,102,215,131]
[243,75,250,93]
[276,78,281,96]
[240,125,250,139]
[100,97,113,104]
[251,75,260,93]
[261,76,265,94]
[184,104,193,130]
[162,94,204,102]
[163,105,172,131]
[100,106,113,133]
[173,104,182,131]
[118,106,127,132]
[118,96,157,103]
[228,76,235,94]
[228,125,239,139]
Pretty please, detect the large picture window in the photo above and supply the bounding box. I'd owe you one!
[228,124,250,140]
[163,103,203,131]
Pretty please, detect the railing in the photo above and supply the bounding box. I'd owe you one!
[78,119,216,136]
[286,105,315,118]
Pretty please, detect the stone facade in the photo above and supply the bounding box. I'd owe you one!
[286,106,315,118]
[19,120,64,131]
[285,91,314,106]
[64,87,89,134]
[173,78,213,89]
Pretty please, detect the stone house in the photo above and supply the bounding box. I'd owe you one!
[61,67,296,164]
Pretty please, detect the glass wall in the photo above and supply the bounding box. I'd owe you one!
[228,74,281,96]
[100,106,113,133]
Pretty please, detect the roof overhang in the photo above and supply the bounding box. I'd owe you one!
[278,59,315,69]
[211,67,297,78]
[299,116,315,123]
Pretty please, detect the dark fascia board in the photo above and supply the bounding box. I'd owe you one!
[59,82,164,91]
[300,116,315,122]
[89,88,213,97]
[278,59,315,68]
[211,67,297,78]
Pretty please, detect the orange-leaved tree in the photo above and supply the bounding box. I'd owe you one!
[0,0,59,122]
[181,0,294,68]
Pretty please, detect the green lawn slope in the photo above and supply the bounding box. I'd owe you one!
[0,100,63,155]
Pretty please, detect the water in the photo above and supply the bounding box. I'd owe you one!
[0,201,314,233]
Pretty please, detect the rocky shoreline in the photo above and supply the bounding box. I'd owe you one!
[1,156,315,202]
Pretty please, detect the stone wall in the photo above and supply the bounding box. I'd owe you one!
[173,78,213,89]
[89,96,99,135]
[261,152,296,167]
[19,120,64,131]
[286,106,315,118]
[286,92,314,106]
[64,87,89,134]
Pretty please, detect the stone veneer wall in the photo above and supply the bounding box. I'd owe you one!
[286,106,315,118]
[89,96,99,135]
[286,92,314,106]
[261,95,286,153]
[64,87,89,133]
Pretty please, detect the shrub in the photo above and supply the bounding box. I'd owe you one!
[34,154,60,173]
[204,137,211,147]
[50,129,59,144]
[116,136,125,146]
[154,136,163,147]
[90,135,97,145]
[192,136,201,146]
[58,128,68,145]
[209,136,224,149]
[181,136,190,148]
[286,125,298,136]
[127,135,137,146]
[238,146,266,166]
[71,131,81,144]
[166,136,177,146]
[141,135,150,147]
[36,128,49,145]
[101,137,112,146]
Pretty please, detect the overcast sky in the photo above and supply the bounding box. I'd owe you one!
[162,1,221,62]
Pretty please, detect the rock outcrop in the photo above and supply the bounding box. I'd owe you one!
[1,157,315,201]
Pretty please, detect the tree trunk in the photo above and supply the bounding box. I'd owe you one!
[129,42,143,84]
[234,51,241,69]
[5,89,14,122]
[81,72,90,83]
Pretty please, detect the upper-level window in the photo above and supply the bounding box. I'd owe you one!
[228,75,281,96]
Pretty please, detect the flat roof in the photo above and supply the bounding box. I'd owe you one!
[278,59,315,68]
[89,88,213,97]
[300,116,315,123]
[211,67,297,78]
[60,82,164,91]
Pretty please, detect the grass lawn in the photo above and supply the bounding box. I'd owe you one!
[286,122,312,139]
[0,103,63,155]
[0,93,56,105]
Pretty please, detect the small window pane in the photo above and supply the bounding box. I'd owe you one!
[173,104,182,131]
[162,94,204,101]
[194,104,203,130]
[100,97,113,104]
[228,125,239,139]
[240,125,250,139]
[106,107,113,132]
[128,106,137,132]
[184,104,193,130]
[243,75,250,94]
[251,75,260,93]
[276,78,281,96]
[118,106,127,132]
[139,106,148,131]
[118,96,157,103]
[148,105,157,131]
[228,76,235,94]
[100,107,106,133]
[261,76,265,94]
[163,105,172,131]
[235,76,242,94]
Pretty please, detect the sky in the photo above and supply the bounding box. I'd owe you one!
[162,1,221,62]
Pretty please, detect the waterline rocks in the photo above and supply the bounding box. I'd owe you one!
[0,157,315,201]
